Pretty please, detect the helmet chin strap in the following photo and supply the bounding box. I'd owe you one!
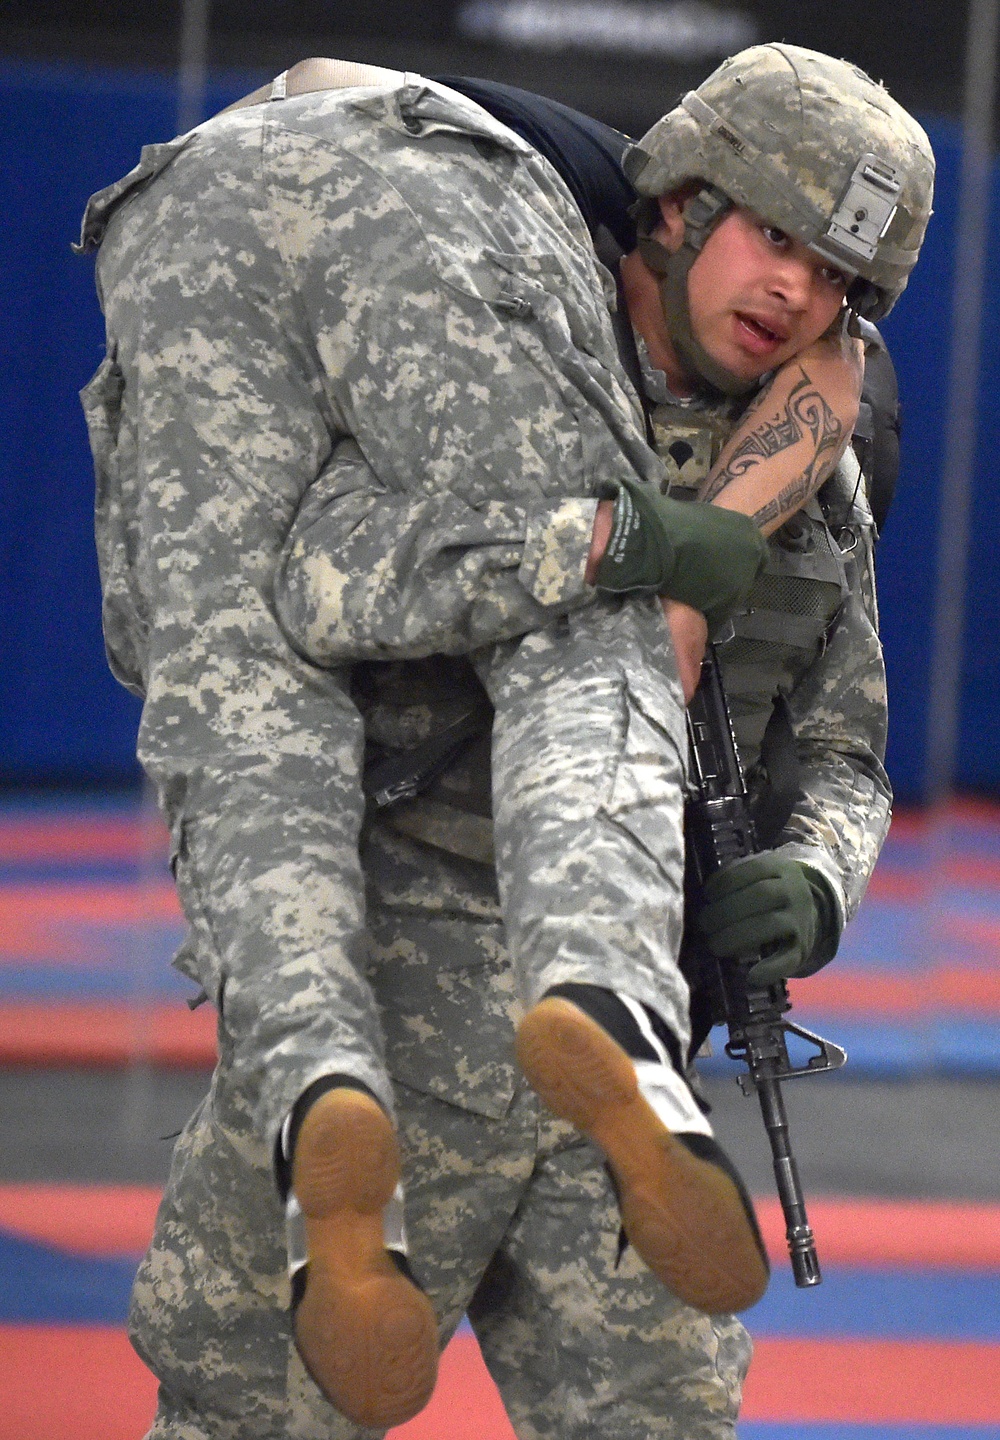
[637,187,759,399]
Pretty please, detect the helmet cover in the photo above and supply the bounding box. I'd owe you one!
[624,43,935,319]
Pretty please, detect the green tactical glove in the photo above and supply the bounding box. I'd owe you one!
[696,854,842,986]
[594,477,766,635]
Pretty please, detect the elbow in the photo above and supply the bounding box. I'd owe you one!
[273,552,346,666]
[274,544,377,665]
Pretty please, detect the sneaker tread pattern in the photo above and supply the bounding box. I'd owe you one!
[292,1088,439,1427]
[516,997,769,1314]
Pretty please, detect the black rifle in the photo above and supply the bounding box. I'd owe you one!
[685,646,847,1287]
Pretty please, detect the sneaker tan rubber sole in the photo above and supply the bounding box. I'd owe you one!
[516,996,769,1314]
[291,1087,439,1427]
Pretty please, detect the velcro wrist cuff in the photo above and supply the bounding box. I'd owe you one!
[594,486,668,593]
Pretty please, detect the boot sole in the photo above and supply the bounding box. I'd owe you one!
[291,1088,439,1427]
[516,997,769,1313]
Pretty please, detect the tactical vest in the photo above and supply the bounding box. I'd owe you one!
[616,258,883,838]
[651,391,862,786]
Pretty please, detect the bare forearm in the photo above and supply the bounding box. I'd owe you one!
[698,331,864,535]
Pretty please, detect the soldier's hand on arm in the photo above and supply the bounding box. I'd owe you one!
[588,480,767,633]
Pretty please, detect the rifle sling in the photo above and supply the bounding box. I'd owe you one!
[750,694,800,848]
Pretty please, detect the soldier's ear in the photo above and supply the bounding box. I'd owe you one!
[655,191,690,253]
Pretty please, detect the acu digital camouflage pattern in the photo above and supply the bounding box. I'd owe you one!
[476,595,692,1038]
[282,355,890,948]
[735,451,893,921]
[625,42,935,317]
[224,77,696,1038]
[80,144,392,1143]
[630,344,891,920]
[698,418,891,927]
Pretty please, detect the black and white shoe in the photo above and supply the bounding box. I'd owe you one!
[279,1080,439,1428]
[516,984,770,1314]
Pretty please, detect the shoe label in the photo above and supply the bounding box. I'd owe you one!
[634,1060,714,1139]
[383,1182,409,1254]
[285,1193,308,1280]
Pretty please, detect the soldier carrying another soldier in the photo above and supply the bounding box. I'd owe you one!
[79,43,932,1440]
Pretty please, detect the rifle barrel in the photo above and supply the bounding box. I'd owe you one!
[754,1062,822,1286]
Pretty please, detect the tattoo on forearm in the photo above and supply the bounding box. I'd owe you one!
[699,368,845,527]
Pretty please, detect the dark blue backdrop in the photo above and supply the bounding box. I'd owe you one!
[1,60,997,798]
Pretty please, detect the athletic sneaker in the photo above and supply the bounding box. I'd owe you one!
[516,983,770,1314]
[281,1082,439,1427]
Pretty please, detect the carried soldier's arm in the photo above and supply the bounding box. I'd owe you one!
[275,338,860,668]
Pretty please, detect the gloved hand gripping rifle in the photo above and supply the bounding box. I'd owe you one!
[685,646,847,1286]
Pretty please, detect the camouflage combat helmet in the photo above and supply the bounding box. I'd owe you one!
[624,43,935,395]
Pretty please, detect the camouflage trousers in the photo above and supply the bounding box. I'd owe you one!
[483,594,693,1050]
[132,904,750,1440]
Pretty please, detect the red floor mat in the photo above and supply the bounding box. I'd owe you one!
[3,1327,999,1438]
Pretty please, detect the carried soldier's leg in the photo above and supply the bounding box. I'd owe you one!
[133,905,535,1439]
[279,1079,438,1428]
[131,1061,442,1438]
[484,597,768,1312]
[85,117,445,1425]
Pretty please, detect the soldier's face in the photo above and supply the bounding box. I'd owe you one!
[659,198,850,383]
